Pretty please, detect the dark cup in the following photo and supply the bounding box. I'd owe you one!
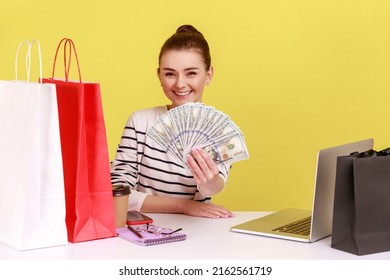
[112,185,130,228]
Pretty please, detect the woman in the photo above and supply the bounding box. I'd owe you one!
[110,25,233,218]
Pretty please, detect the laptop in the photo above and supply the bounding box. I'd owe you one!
[231,138,374,242]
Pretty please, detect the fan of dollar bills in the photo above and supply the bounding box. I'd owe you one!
[147,103,249,166]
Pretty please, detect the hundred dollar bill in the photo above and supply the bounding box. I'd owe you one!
[147,123,182,161]
[158,114,185,155]
[184,133,249,166]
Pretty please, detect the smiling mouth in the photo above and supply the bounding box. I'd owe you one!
[174,91,191,96]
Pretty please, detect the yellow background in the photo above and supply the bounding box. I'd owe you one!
[1,1,390,211]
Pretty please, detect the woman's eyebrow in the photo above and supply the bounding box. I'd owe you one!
[161,67,199,71]
[184,67,199,71]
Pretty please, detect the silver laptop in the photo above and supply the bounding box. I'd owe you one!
[231,139,374,242]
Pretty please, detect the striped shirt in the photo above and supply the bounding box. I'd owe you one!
[110,105,231,211]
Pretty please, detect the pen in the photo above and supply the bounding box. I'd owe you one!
[127,225,143,239]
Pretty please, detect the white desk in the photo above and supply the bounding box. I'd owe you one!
[1,212,389,260]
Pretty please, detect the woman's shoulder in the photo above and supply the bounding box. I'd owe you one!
[133,105,167,116]
[127,105,167,127]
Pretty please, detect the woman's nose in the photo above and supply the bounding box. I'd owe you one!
[175,75,186,88]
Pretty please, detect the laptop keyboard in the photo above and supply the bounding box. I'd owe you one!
[272,216,311,236]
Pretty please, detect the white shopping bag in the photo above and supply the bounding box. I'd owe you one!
[0,40,68,250]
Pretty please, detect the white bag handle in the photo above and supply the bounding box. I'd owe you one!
[15,39,43,83]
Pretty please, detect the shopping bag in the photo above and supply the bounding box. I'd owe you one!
[42,38,116,243]
[0,40,68,250]
[331,148,390,255]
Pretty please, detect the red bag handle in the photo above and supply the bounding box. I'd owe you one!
[51,38,82,82]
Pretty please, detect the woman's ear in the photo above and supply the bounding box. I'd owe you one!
[206,66,214,85]
[157,68,162,85]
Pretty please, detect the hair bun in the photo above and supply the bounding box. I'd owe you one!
[176,25,203,36]
[159,24,211,69]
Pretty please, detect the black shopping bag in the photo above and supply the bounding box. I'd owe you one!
[331,148,390,255]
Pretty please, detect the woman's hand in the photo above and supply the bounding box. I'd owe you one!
[142,195,233,219]
[186,147,225,196]
[181,200,234,219]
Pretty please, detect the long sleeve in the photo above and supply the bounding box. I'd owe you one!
[110,115,139,188]
[110,114,150,211]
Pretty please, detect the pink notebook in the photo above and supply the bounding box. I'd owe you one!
[117,225,186,246]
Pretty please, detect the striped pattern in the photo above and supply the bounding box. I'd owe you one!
[110,106,230,211]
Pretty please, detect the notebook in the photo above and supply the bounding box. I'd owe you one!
[117,225,186,246]
[231,138,374,243]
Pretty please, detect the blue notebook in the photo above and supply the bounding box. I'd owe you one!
[117,225,186,246]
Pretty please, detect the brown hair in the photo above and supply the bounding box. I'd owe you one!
[158,25,211,70]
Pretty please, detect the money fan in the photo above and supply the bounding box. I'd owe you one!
[146,103,249,166]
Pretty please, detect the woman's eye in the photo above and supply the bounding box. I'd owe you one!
[187,72,197,76]
[164,72,175,77]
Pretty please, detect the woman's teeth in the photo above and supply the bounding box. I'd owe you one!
[176,91,190,96]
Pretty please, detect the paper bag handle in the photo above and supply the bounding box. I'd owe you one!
[15,39,43,83]
[51,38,82,82]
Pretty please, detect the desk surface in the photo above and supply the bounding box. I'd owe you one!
[1,212,389,260]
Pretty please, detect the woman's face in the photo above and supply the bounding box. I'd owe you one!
[158,49,213,109]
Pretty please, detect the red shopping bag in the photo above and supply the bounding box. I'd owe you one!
[42,38,116,242]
